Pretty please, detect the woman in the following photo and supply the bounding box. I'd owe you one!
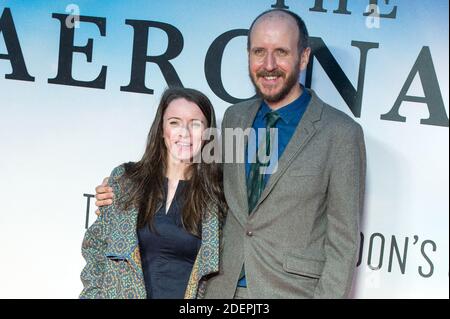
[80,87,226,299]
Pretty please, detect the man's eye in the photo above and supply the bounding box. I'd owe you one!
[253,49,265,56]
[276,49,288,56]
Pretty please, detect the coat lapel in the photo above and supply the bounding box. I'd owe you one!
[198,204,220,276]
[250,89,324,214]
[226,99,262,223]
[184,204,221,299]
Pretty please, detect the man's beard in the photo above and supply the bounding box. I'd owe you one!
[250,65,300,104]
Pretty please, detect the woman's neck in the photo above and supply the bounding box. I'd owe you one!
[166,157,190,181]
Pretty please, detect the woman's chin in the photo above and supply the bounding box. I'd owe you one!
[168,147,203,163]
[173,153,194,163]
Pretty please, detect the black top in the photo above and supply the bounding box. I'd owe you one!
[137,178,201,299]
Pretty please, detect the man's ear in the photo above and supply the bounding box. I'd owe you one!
[299,47,311,71]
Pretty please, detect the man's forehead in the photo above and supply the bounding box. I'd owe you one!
[249,11,299,47]
[252,11,297,29]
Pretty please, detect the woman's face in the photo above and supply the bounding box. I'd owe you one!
[163,98,208,163]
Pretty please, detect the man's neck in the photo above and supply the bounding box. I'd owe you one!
[266,84,303,110]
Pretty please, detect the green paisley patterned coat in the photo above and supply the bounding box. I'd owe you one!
[80,165,221,299]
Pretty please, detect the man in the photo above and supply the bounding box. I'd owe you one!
[94,9,366,298]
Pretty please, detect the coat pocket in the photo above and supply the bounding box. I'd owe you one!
[105,254,132,276]
[105,253,134,277]
[102,253,146,299]
[283,253,325,279]
[105,254,129,262]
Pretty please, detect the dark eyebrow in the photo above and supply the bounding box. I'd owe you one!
[251,47,291,52]
[167,117,205,123]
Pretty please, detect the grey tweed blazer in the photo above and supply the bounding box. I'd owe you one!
[204,89,366,299]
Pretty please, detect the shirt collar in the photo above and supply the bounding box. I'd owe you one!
[260,86,311,124]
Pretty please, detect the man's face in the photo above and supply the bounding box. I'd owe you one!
[248,15,309,107]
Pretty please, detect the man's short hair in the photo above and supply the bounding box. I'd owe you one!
[247,9,310,54]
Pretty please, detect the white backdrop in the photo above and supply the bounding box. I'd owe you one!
[0,0,448,298]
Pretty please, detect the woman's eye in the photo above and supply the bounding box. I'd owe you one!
[191,121,203,128]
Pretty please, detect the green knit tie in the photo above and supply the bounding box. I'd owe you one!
[246,111,280,213]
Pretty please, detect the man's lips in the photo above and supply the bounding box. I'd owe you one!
[258,75,283,86]
[257,71,285,85]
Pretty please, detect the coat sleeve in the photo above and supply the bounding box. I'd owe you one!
[220,108,230,166]
[79,165,124,299]
[79,206,109,298]
[313,124,366,298]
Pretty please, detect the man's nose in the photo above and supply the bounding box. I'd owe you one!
[263,53,277,71]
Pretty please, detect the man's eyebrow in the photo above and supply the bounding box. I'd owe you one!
[251,46,290,51]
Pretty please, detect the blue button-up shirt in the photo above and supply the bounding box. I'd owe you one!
[245,89,311,184]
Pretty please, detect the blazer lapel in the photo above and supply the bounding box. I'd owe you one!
[184,204,221,298]
[198,204,220,276]
[225,99,262,224]
[250,90,324,214]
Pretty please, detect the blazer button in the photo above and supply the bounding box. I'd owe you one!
[246,230,253,237]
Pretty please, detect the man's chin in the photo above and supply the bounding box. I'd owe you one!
[257,86,281,99]
[256,80,299,104]
[259,90,285,103]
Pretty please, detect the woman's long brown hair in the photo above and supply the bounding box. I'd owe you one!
[119,87,226,237]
